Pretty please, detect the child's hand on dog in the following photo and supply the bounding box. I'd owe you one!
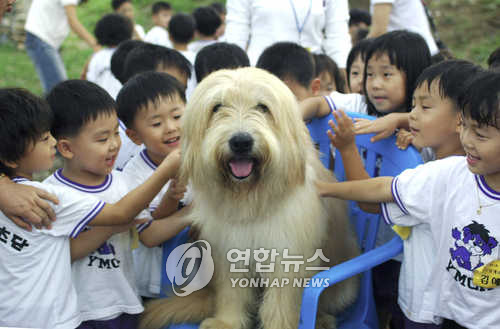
[315,180,335,197]
[327,110,356,151]
[159,148,182,178]
[167,179,187,201]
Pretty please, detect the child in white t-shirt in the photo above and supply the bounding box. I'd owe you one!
[86,14,133,99]
[117,71,193,298]
[112,0,145,40]
[188,6,221,54]
[44,80,184,328]
[0,88,179,329]
[145,1,173,48]
[317,71,500,329]
[326,60,484,328]
[168,13,197,65]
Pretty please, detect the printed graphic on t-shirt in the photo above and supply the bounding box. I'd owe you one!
[447,221,498,291]
[0,226,30,252]
[88,241,121,269]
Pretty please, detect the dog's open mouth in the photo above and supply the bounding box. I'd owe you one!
[228,158,255,179]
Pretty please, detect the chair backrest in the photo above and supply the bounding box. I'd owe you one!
[307,112,423,252]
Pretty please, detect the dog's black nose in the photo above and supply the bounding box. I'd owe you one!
[229,133,254,154]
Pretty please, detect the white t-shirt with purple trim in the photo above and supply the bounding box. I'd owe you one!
[44,169,144,321]
[121,149,192,297]
[0,178,105,329]
[381,156,500,328]
[115,120,142,171]
[325,92,368,114]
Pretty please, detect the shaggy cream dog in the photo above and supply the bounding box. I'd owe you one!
[140,67,360,329]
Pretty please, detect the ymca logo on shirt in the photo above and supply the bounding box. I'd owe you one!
[447,221,498,291]
[87,241,121,270]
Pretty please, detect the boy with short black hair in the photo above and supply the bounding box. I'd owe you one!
[117,71,192,299]
[209,2,226,39]
[194,42,250,82]
[168,13,197,64]
[122,43,192,89]
[117,42,193,170]
[110,40,145,85]
[0,87,179,329]
[87,13,134,99]
[188,6,221,54]
[44,79,185,328]
[112,0,145,40]
[349,8,371,44]
[256,41,320,101]
[145,1,173,48]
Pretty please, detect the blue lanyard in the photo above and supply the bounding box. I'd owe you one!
[288,0,313,37]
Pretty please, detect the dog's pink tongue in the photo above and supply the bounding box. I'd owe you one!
[229,159,253,178]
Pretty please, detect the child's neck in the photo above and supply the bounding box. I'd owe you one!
[172,42,188,51]
[197,35,216,41]
[61,162,108,187]
[483,173,500,192]
[434,143,465,160]
[145,149,166,167]
[12,170,33,181]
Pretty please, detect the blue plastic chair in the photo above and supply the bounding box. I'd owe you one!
[300,112,423,329]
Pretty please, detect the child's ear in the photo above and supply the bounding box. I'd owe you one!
[125,128,143,146]
[57,139,74,160]
[310,78,321,96]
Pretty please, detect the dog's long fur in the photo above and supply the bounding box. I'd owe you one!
[140,68,360,329]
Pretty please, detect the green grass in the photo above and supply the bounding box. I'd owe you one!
[0,0,215,95]
[0,0,498,95]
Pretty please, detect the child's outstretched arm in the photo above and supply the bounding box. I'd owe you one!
[328,110,380,213]
[140,205,192,248]
[151,179,187,219]
[317,177,394,203]
[91,149,181,226]
[354,112,410,143]
[300,96,332,121]
[69,219,147,261]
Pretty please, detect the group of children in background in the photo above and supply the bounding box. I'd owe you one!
[1,1,500,329]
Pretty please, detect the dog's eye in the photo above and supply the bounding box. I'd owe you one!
[256,103,269,113]
[213,103,222,113]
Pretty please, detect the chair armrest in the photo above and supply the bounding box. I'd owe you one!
[298,236,403,329]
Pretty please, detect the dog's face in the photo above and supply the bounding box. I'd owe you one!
[181,68,312,198]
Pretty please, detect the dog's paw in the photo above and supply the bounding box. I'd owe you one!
[200,318,236,329]
[316,313,336,329]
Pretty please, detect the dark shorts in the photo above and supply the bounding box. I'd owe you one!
[404,315,442,329]
[372,259,405,328]
[77,313,139,329]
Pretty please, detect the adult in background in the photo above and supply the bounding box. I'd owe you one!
[224,0,352,69]
[24,0,98,93]
[368,0,439,55]
[0,0,15,22]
